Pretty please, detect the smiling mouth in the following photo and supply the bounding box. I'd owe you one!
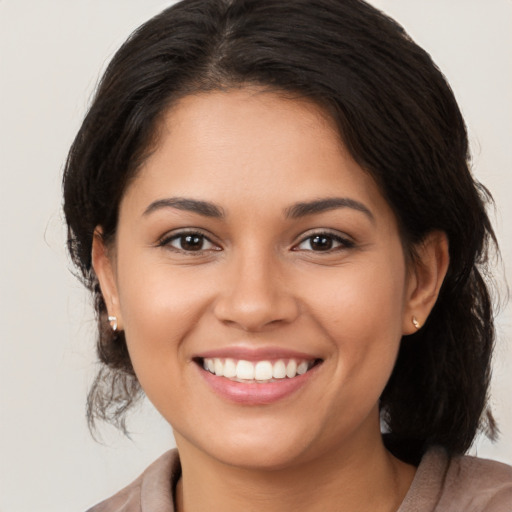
[196,357,322,383]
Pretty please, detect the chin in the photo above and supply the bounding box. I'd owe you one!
[176,420,319,472]
[213,442,310,472]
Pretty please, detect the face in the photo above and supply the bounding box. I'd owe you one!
[96,89,422,470]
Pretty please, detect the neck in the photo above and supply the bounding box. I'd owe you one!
[174,428,415,512]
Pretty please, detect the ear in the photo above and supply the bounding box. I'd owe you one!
[402,231,449,335]
[91,227,123,331]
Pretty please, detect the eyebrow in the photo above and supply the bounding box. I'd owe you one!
[142,196,374,222]
[143,197,224,218]
[285,197,374,222]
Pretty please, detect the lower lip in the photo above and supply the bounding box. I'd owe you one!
[198,364,320,405]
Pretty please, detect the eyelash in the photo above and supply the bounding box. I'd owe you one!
[157,230,354,254]
[157,230,220,253]
[293,231,355,253]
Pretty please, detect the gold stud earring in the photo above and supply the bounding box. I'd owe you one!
[412,316,421,330]
[108,315,118,332]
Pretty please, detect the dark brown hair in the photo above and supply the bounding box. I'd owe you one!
[63,0,498,463]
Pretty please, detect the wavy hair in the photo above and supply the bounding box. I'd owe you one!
[63,0,498,462]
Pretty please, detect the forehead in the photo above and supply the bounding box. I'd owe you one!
[122,89,391,221]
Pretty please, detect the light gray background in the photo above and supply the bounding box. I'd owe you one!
[1,1,511,511]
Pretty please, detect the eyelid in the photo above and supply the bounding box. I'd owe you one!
[156,228,222,252]
[292,229,355,251]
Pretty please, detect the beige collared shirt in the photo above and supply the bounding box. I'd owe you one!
[87,447,512,511]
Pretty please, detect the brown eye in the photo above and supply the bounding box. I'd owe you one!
[162,232,217,252]
[295,232,354,252]
[180,234,204,251]
[310,235,334,251]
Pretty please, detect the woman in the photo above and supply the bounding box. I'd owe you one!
[63,0,512,510]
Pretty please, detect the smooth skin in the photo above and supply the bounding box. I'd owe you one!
[93,88,449,512]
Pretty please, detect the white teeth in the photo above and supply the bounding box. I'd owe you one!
[272,360,287,379]
[255,361,273,381]
[236,360,255,380]
[202,357,316,381]
[223,358,237,378]
[297,361,308,375]
[286,360,297,378]
[214,359,223,377]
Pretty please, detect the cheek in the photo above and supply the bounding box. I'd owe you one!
[305,258,406,390]
[115,258,212,381]
[309,256,405,329]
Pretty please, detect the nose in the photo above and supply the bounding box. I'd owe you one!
[212,248,300,332]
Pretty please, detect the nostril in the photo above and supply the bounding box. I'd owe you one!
[212,278,300,332]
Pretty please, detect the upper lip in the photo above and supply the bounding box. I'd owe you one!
[194,346,321,362]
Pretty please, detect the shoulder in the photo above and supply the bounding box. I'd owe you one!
[400,447,512,512]
[441,451,512,511]
[85,449,180,512]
